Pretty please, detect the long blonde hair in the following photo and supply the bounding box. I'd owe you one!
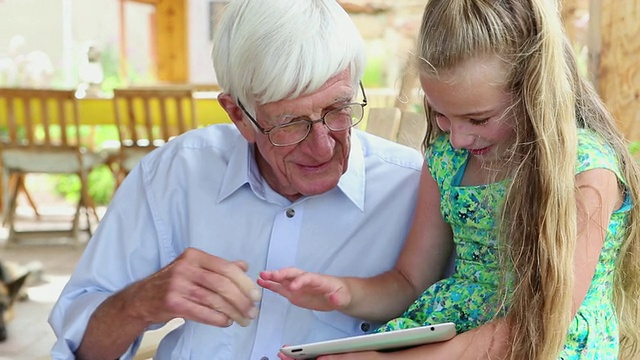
[417,0,640,359]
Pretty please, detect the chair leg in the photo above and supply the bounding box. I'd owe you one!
[77,170,101,241]
[17,175,40,218]
[6,175,22,245]
[83,185,101,226]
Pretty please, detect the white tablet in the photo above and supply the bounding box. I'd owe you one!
[280,322,456,359]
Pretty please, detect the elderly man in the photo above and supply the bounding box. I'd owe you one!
[48,0,423,359]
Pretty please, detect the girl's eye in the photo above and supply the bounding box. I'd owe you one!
[470,118,489,126]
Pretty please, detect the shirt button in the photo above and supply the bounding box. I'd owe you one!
[260,357,269,360]
[286,208,295,218]
[360,322,371,332]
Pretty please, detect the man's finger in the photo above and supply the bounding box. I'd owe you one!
[198,253,262,302]
[232,260,249,272]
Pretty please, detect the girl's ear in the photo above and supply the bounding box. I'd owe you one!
[218,93,257,143]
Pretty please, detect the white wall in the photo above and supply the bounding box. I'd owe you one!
[187,0,223,84]
[0,0,118,87]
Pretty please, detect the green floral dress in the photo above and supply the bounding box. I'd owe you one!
[378,130,631,359]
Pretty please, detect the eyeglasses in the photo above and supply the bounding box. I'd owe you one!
[237,82,368,146]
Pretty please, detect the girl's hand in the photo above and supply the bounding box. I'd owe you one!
[319,351,385,359]
[278,350,384,360]
[258,267,352,311]
[278,345,295,360]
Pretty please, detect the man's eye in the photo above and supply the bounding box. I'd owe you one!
[274,117,303,126]
[287,117,309,125]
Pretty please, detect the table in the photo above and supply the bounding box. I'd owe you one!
[78,93,231,126]
[0,95,230,127]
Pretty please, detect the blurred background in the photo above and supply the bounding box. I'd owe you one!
[0,0,638,359]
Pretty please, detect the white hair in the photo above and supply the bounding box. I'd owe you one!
[211,0,366,108]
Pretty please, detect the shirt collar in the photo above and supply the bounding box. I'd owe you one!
[217,138,256,201]
[334,133,365,211]
[217,132,366,211]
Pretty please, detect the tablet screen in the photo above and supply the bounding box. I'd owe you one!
[280,322,456,359]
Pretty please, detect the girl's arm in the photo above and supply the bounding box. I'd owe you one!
[571,168,622,314]
[259,162,454,321]
[315,167,623,359]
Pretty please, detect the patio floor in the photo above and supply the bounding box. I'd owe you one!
[0,175,91,360]
[0,174,175,360]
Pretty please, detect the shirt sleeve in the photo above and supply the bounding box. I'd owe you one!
[48,164,168,359]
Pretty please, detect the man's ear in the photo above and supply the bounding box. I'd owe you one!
[218,93,257,143]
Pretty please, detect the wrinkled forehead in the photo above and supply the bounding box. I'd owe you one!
[251,69,357,115]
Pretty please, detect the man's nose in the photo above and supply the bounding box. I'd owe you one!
[302,121,334,154]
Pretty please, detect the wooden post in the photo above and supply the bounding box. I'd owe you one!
[588,0,640,142]
[560,0,589,47]
[156,0,188,83]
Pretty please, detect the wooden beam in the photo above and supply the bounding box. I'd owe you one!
[587,0,601,86]
[339,2,390,14]
[589,0,640,142]
[156,0,188,83]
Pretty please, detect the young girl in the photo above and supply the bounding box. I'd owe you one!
[258,0,640,359]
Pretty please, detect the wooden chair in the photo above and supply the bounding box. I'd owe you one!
[111,87,198,186]
[365,88,398,108]
[0,88,106,245]
[397,110,427,152]
[1,174,40,228]
[364,107,401,141]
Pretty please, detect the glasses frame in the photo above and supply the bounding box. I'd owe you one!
[237,81,368,146]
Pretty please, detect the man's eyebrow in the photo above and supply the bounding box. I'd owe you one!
[333,93,356,104]
[271,92,356,120]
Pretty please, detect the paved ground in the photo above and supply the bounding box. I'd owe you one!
[0,174,171,360]
[0,175,91,360]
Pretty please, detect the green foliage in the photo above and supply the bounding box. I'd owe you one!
[362,41,386,88]
[53,164,115,206]
[630,142,640,157]
[362,57,384,88]
[99,42,157,94]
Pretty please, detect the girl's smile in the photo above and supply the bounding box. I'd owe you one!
[468,146,491,156]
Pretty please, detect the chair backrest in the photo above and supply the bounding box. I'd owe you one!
[365,88,398,109]
[0,88,82,151]
[365,107,401,141]
[112,87,197,149]
[397,110,427,152]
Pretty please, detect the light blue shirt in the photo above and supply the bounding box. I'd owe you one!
[49,124,423,360]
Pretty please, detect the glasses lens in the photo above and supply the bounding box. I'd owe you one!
[324,104,364,131]
[269,121,311,146]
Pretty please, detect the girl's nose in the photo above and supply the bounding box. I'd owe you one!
[448,130,476,149]
[448,123,476,149]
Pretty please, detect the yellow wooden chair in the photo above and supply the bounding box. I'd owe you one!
[0,88,106,245]
[111,87,198,186]
[396,110,427,152]
[364,107,401,142]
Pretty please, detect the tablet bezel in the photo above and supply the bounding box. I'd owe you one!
[280,322,456,359]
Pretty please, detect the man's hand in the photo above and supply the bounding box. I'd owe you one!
[127,247,261,327]
[258,267,351,312]
[76,248,262,359]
